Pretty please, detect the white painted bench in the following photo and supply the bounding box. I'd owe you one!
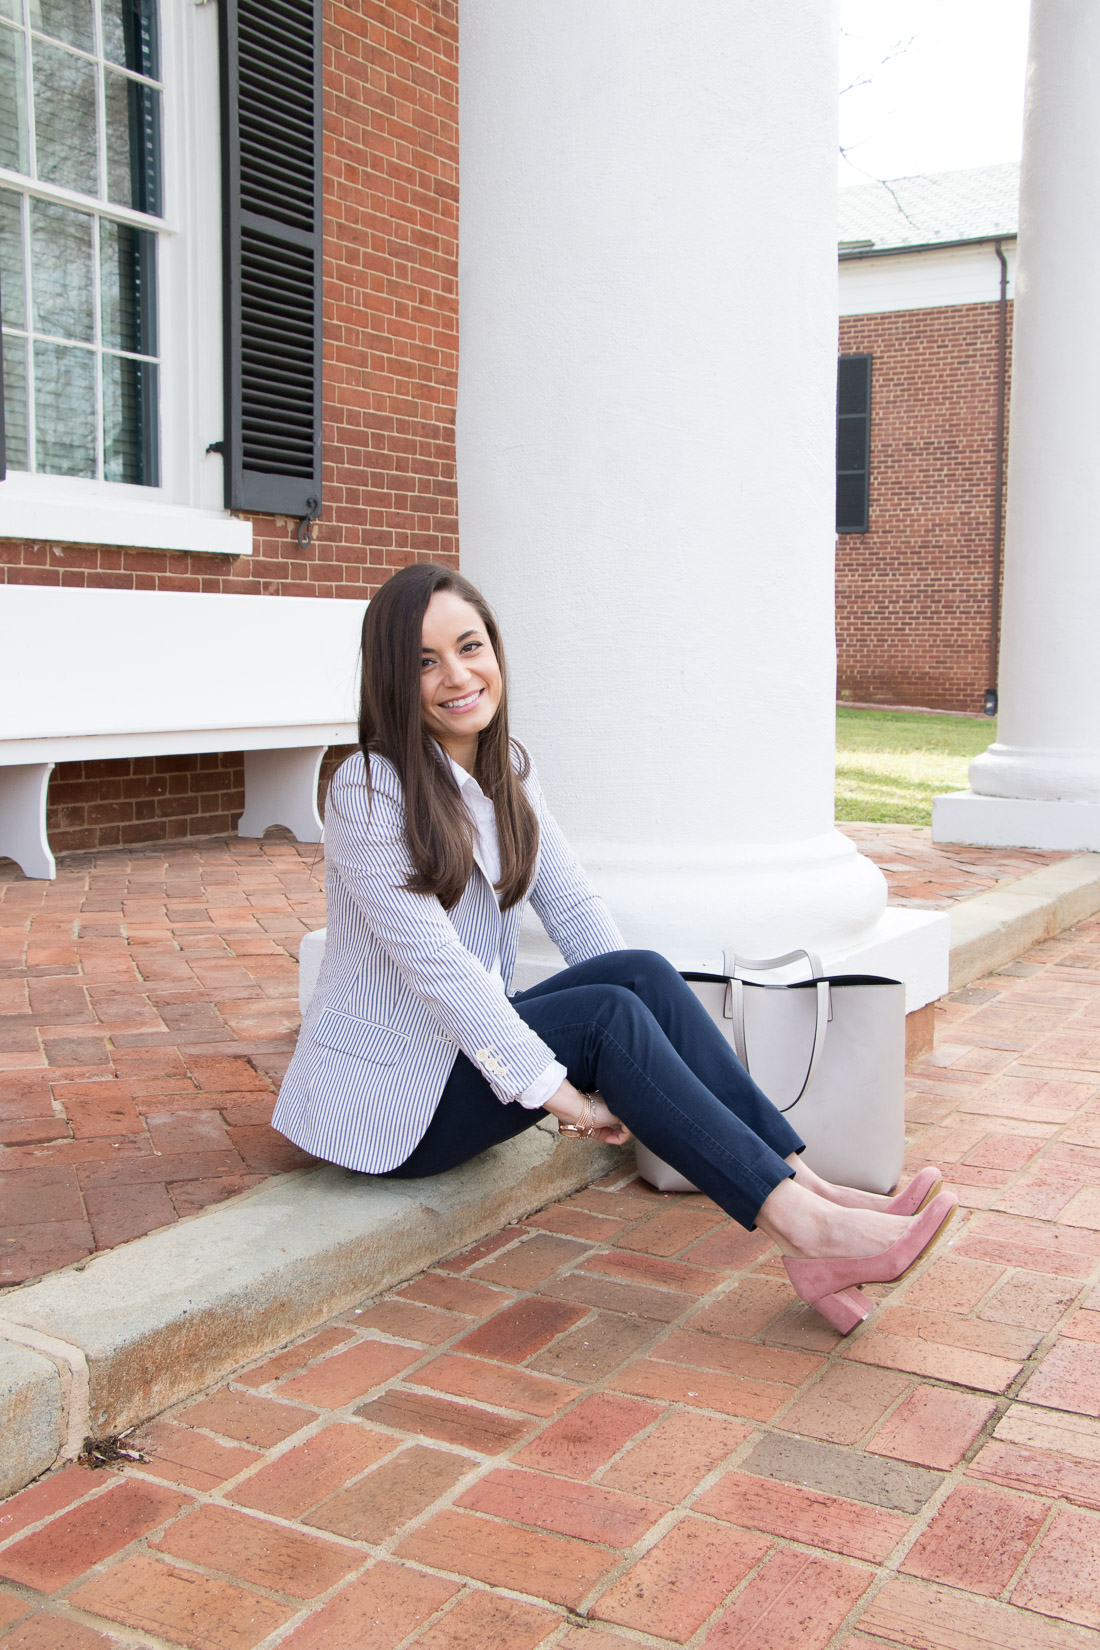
[0,585,366,878]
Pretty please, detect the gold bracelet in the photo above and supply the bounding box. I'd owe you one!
[558,1093,596,1137]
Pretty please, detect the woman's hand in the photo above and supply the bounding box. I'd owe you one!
[543,1080,633,1147]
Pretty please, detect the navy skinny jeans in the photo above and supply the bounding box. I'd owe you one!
[385,949,803,1230]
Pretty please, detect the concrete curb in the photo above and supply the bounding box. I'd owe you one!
[0,1124,626,1499]
[4,853,1100,1503]
[948,852,1100,990]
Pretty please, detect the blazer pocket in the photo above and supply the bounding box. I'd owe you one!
[313,1010,411,1067]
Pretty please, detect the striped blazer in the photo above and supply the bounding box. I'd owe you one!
[271,747,625,1173]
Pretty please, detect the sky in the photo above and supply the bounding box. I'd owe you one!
[838,0,1031,186]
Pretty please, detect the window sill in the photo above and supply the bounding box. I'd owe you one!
[0,479,253,557]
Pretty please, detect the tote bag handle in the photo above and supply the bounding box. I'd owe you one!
[722,948,830,1113]
[722,946,823,980]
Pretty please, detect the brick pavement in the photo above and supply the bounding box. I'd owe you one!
[0,838,322,1289]
[0,829,1074,1289]
[2,915,1100,1647]
[842,825,1067,909]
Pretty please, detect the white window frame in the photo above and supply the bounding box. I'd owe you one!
[0,0,251,556]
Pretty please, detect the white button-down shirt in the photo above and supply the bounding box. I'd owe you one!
[448,756,567,1110]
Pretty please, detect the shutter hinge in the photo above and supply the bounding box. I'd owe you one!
[206,439,225,454]
[297,495,321,548]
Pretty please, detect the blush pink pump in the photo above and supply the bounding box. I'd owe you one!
[888,1164,944,1218]
[782,1190,959,1334]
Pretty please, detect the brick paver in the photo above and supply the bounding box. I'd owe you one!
[4,913,1100,1647]
[842,824,1068,909]
[0,837,323,1287]
[0,827,1070,1288]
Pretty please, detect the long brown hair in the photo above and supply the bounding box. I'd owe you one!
[358,563,539,909]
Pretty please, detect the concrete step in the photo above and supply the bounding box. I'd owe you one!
[948,851,1100,989]
[0,1124,626,1500]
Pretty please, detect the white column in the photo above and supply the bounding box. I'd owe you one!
[458,1,916,977]
[934,0,1100,851]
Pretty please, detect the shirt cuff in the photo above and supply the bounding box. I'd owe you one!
[515,1059,568,1109]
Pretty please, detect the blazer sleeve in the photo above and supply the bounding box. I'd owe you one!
[527,768,627,966]
[325,757,560,1103]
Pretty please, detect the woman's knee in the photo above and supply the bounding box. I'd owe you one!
[610,948,681,989]
[583,981,653,1039]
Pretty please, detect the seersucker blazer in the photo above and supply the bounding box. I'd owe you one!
[271,746,625,1173]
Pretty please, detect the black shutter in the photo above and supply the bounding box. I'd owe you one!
[219,0,323,517]
[836,354,872,534]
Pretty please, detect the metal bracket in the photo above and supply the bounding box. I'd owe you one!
[297,495,322,548]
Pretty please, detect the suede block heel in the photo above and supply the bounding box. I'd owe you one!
[813,1287,871,1334]
[783,1190,959,1334]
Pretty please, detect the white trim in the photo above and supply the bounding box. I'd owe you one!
[0,473,252,553]
[0,586,365,742]
[0,167,172,231]
[0,726,354,762]
[839,241,1017,317]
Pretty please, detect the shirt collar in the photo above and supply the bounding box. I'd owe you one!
[444,750,488,802]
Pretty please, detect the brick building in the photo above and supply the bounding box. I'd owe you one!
[836,163,1019,713]
[0,9,1016,862]
[0,0,457,858]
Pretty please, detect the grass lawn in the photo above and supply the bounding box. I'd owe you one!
[836,705,994,826]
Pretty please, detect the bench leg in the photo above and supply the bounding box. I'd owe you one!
[0,763,57,879]
[238,747,327,843]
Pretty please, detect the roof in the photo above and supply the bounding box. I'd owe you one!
[837,162,1020,255]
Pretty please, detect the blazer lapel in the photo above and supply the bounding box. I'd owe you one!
[452,869,503,971]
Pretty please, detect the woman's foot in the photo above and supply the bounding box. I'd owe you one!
[788,1158,944,1217]
[782,1191,958,1333]
[756,1180,916,1260]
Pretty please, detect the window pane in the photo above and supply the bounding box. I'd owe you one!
[32,35,97,195]
[31,196,93,340]
[105,68,160,213]
[0,1,22,20]
[102,0,158,79]
[100,219,154,353]
[0,23,29,175]
[0,189,26,328]
[2,330,29,468]
[34,337,95,474]
[103,351,156,483]
[29,0,94,52]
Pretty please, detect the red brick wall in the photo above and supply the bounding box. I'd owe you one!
[0,1,458,859]
[836,300,1011,714]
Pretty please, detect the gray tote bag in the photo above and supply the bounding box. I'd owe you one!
[633,949,907,1197]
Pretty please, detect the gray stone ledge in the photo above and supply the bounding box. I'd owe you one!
[949,852,1100,989]
[0,1340,63,1500]
[0,1125,626,1474]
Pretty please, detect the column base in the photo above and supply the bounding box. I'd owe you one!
[934,790,1100,851]
[562,829,888,971]
[819,906,949,1013]
[300,904,949,1020]
[514,905,949,1013]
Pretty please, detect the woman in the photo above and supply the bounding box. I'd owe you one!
[273,564,955,1334]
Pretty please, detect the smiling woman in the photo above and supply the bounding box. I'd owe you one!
[270,563,959,1338]
[419,590,503,772]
